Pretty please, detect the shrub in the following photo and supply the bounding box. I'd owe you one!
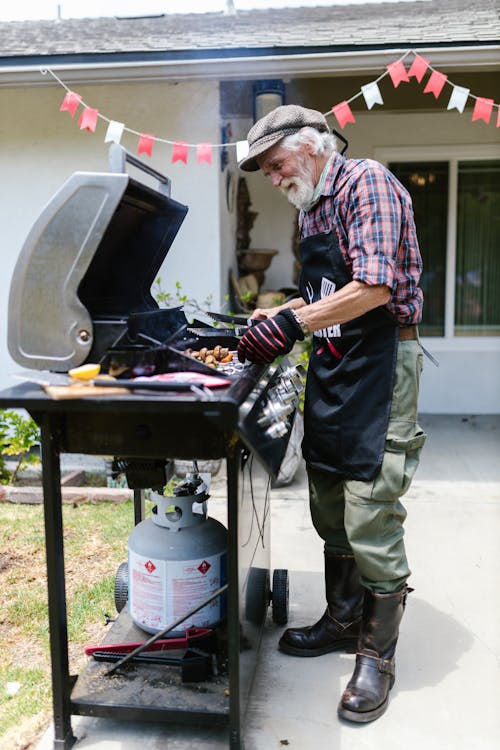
[0,410,40,484]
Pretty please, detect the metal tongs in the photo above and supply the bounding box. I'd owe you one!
[198,311,256,336]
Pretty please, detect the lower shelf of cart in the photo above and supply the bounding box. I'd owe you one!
[71,609,230,725]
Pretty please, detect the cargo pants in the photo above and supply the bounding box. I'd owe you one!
[307,337,426,594]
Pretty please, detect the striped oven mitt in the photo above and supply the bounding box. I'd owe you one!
[237,309,304,364]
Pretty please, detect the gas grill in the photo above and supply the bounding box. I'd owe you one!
[0,145,303,750]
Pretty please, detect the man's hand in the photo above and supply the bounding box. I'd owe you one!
[250,304,285,321]
[237,309,304,364]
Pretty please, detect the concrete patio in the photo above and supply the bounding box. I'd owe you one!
[37,414,500,750]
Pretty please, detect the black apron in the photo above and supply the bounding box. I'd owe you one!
[299,229,398,481]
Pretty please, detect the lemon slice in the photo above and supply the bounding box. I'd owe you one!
[68,363,101,381]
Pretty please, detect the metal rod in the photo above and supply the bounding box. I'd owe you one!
[105,584,228,676]
[40,415,77,748]
[133,488,144,526]
[226,451,242,750]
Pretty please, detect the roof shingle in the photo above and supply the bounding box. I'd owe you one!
[0,1,498,60]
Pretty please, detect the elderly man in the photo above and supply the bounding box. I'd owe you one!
[238,105,426,723]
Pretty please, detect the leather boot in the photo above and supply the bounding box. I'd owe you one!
[279,553,363,657]
[338,586,411,723]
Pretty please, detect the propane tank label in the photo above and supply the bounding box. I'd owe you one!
[129,550,227,632]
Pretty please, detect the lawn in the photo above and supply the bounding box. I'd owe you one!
[0,497,135,750]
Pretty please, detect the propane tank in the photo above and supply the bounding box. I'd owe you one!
[128,473,227,635]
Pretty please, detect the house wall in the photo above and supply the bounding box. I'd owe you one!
[1,76,499,413]
[240,109,500,414]
[0,78,221,389]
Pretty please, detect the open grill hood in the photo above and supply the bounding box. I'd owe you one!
[8,146,188,371]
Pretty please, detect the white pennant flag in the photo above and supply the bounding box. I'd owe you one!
[105,120,125,143]
[361,81,384,110]
[236,140,249,162]
[447,86,470,113]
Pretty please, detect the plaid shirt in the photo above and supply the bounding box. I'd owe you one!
[299,152,423,324]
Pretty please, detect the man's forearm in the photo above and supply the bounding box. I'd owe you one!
[250,296,307,321]
[295,281,391,334]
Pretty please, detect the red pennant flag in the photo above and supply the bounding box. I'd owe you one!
[423,71,448,99]
[407,55,430,83]
[386,60,410,88]
[137,133,155,157]
[196,143,213,164]
[172,142,189,164]
[331,101,356,130]
[472,97,494,124]
[77,107,99,132]
[60,91,82,117]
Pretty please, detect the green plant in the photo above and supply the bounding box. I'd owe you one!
[0,410,40,485]
[153,277,214,316]
[240,289,255,305]
[161,475,182,496]
[292,339,312,413]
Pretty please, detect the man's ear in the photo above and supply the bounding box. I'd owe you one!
[304,139,316,157]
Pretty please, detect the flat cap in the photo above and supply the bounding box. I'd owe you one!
[238,104,330,172]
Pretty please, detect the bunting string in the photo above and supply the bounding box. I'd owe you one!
[41,48,500,166]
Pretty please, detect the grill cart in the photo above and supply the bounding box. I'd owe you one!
[1,146,303,749]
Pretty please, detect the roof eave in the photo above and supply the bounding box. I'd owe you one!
[1,43,499,87]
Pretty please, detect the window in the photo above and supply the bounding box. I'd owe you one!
[389,161,448,336]
[454,161,500,336]
[381,147,500,339]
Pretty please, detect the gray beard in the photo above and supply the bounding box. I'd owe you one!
[280,176,315,210]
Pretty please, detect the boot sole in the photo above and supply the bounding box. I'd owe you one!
[279,639,358,657]
[337,695,389,723]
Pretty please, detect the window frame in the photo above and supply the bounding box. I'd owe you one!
[375,144,500,349]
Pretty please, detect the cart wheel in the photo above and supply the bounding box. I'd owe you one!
[114,561,129,613]
[245,567,271,626]
[272,568,289,625]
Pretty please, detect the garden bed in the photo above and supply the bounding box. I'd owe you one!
[0,467,132,506]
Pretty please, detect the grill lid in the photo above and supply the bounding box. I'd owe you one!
[8,147,188,371]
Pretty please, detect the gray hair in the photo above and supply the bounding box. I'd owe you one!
[281,126,338,156]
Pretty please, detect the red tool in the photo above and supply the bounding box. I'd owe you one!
[84,626,212,656]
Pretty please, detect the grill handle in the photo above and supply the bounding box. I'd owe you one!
[108,143,171,197]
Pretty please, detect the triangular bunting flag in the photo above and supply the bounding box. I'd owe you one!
[137,133,155,157]
[60,91,82,117]
[472,97,494,124]
[196,143,213,164]
[407,55,430,83]
[47,60,500,152]
[361,82,384,110]
[236,141,249,162]
[331,101,356,129]
[172,142,189,164]
[387,60,410,88]
[447,86,470,113]
[105,120,125,144]
[77,107,99,132]
[423,71,448,99]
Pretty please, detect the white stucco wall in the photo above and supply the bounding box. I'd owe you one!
[0,78,221,390]
[218,140,240,315]
[1,82,499,413]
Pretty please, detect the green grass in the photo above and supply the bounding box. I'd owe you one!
[0,498,135,749]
